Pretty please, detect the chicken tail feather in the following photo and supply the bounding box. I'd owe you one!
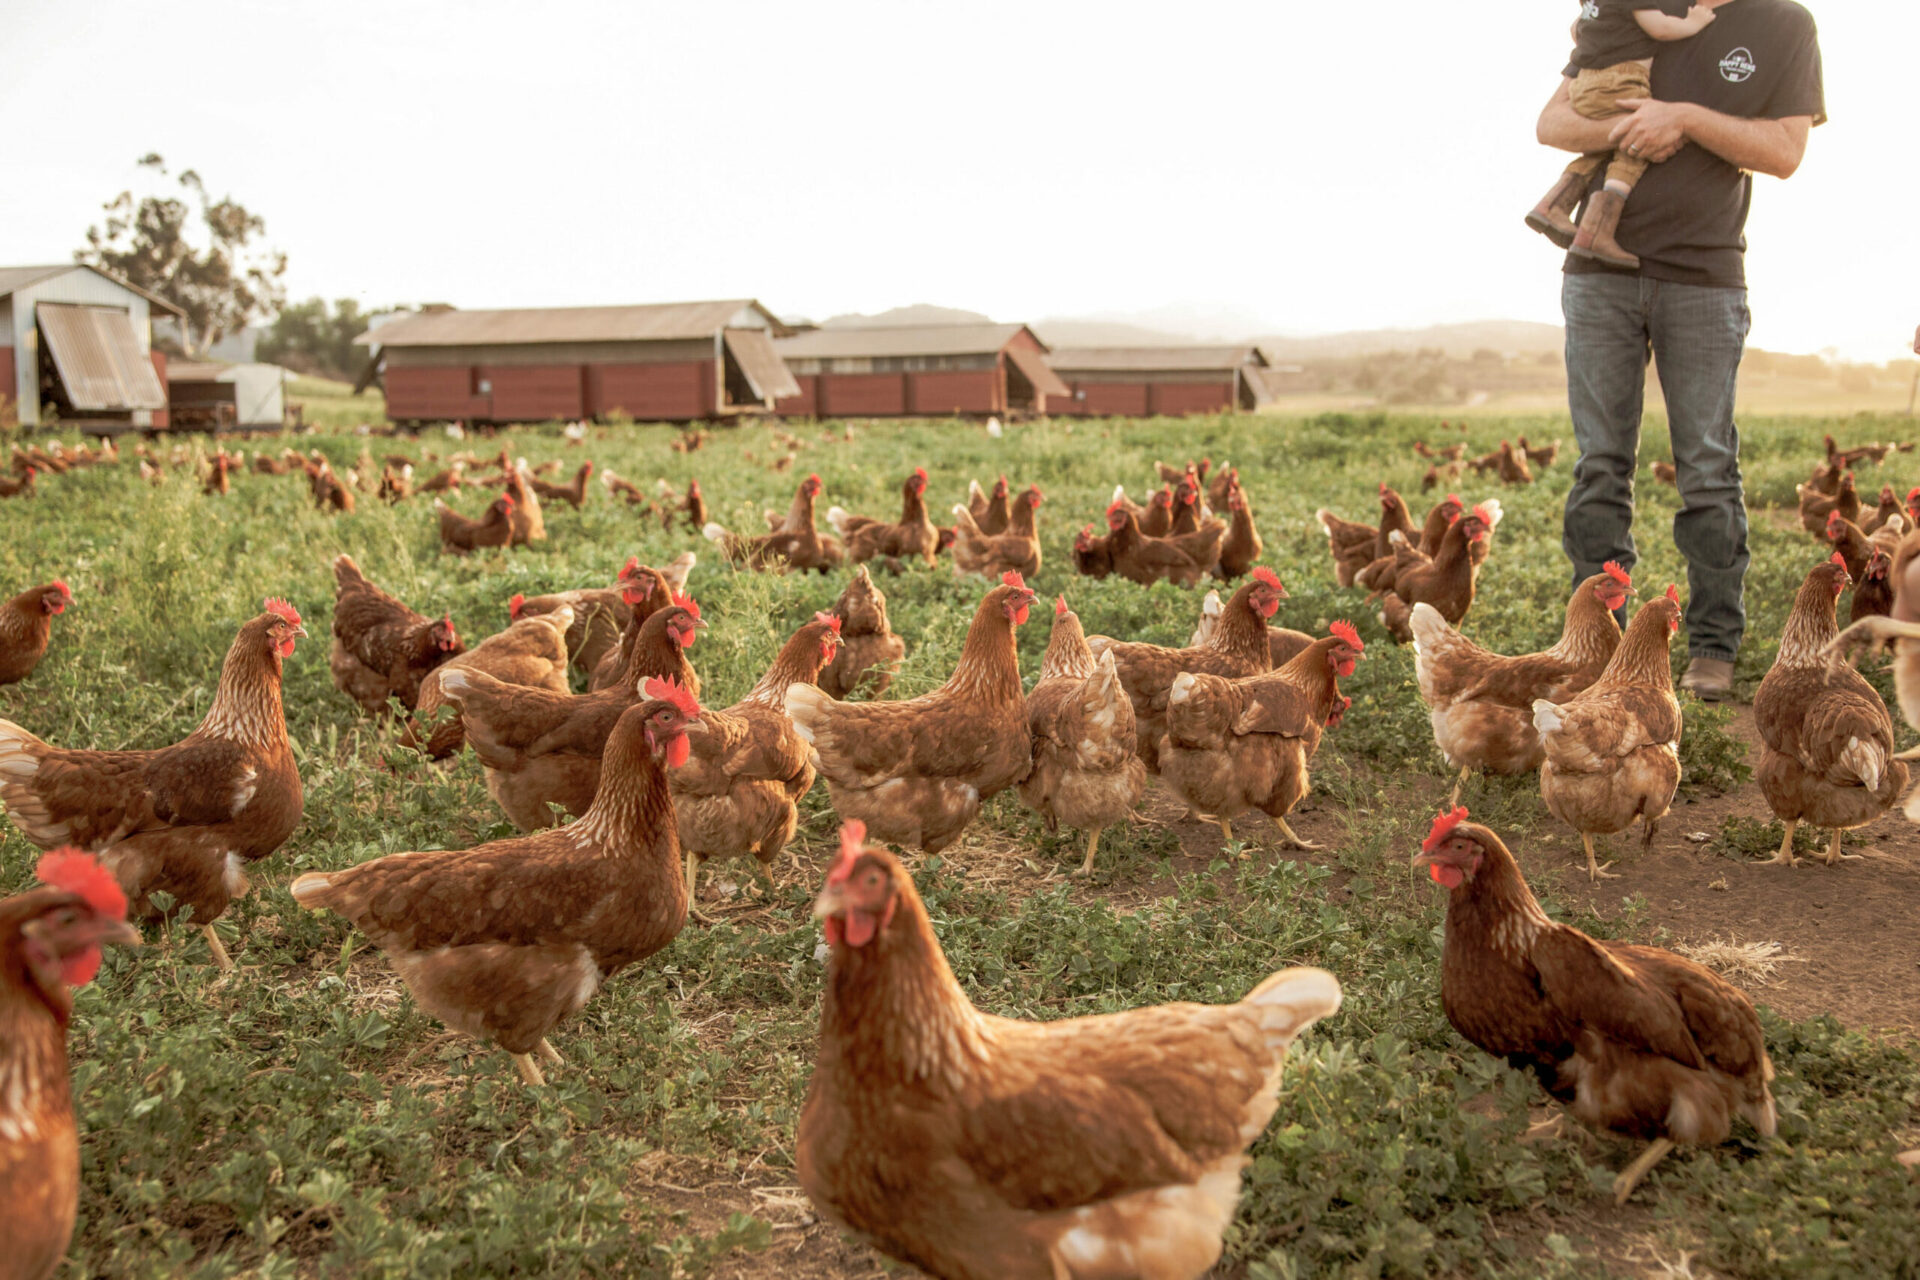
[1243,966,1343,1049]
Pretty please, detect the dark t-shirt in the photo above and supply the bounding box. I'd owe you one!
[1571,0,1696,70]
[1565,0,1826,289]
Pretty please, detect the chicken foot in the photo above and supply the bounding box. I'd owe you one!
[537,1038,564,1066]
[1271,815,1322,851]
[1611,1138,1675,1205]
[1580,834,1619,881]
[1075,827,1104,877]
[685,848,714,925]
[1824,828,1862,867]
[1448,765,1471,808]
[511,1053,547,1087]
[1768,818,1800,867]
[201,924,235,971]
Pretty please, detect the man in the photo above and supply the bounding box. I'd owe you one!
[1538,0,1824,700]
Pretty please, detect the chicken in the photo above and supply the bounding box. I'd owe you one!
[412,606,576,759]
[502,464,546,545]
[600,468,648,505]
[379,464,414,503]
[1204,462,1236,512]
[1798,469,1858,535]
[785,574,1037,853]
[966,475,1011,534]
[1420,461,1465,492]
[1753,554,1908,866]
[1493,440,1534,485]
[1071,523,1113,579]
[1377,504,1495,643]
[1186,590,1314,668]
[1159,623,1361,852]
[1413,440,1467,462]
[1802,460,1841,497]
[0,850,140,1280]
[1825,510,1872,581]
[434,493,515,554]
[509,551,696,678]
[1826,433,1896,469]
[1155,457,1211,488]
[1110,485,1175,539]
[819,565,906,700]
[1087,568,1285,771]
[1651,460,1678,486]
[1017,599,1147,876]
[0,600,308,969]
[0,582,72,687]
[1214,477,1263,580]
[1317,484,1416,587]
[291,682,698,1087]
[435,597,703,830]
[676,476,709,531]
[203,453,232,496]
[1165,480,1227,568]
[949,485,1043,580]
[416,460,465,494]
[1851,544,1896,623]
[586,561,677,692]
[1862,484,1902,536]
[1533,588,1683,880]
[1356,494,1466,594]
[528,460,594,509]
[831,468,940,566]
[1413,565,1629,798]
[1100,503,1208,588]
[673,614,843,913]
[704,474,845,573]
[1413,808,1776,1205]
[1166,478,1210,534]
[0,465,37,498]
[797,823,1341,1280]
[328,555,463,715]
[1517,436,1561,468]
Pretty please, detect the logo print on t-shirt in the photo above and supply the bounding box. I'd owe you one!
[1719,47,1757,82]
[1579,0,1599,18]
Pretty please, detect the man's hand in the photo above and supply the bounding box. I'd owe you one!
[1610,99,1691,163]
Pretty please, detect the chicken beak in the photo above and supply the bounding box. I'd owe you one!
[94,919,143,947]
[293,624,311,640]
[812,883,847,921]
[1408,850,1437,871]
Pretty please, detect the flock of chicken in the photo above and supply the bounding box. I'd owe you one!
[1,426,1916,1280]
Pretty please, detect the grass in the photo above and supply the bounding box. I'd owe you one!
[4,406,1919,1278]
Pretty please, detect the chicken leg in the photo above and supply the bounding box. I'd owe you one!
[1272,815,1322,851]
[1217,818,1236,847]
[537,1038,564,1066]
[1581,833,1618,881]
[202,924,234,971]
[685,848,713,924]
[1076,827,1104,877]
[1825,829,1862,866]
[1448,765,1471,807]
[1768,818,1799,866]
[511,1053,547,1087]
[1611,1138,1675,1205]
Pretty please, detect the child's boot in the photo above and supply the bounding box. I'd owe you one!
[1570,188,1640,270]
[1525,168,1587,248]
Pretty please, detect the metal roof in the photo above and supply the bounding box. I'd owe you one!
[1005,343,1071,398]
[773,323,1038,360]
[724,329,802,401]
[355,299,787,348]
[0,263,185,317]
[36,303,168,410]
[1045,345,1267,373]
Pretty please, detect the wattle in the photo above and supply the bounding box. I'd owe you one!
[1429,863,1464,889]
[61,946,104,986]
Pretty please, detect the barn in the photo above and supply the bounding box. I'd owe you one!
[358,299,800,425]
[1044,344,1278,416]
[0,263,184,430]
[772,323,1068,418]
[166,361,288,431]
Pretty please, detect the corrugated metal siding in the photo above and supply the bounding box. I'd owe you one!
[1148,381,1235,415]
[775,323,1027,361]
[385,339,712,368]
[149,350,169,428]
[385,366,490,420]
[908,370,998,414]
[486,365,584,420]
[588,361,715,421]
[1078,383,1151,416]
[37,304,168,410]
[816,373,907,416]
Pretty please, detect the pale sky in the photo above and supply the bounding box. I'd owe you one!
[2,0,1910,360]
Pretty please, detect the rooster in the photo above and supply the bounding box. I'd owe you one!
[1159,622,1362,851]
[786,573,1036,853]
[798,822,1341,1280]
[0,600,308,969]
[1533,588,1683,880]
[328,555,463,715]
[1753,555,1907,866]
[673,614,843,915]
[1,851,140,1280]
[1414,807,1776,1204]
[1088,568,1286,771]
[818,566,906,700]
[292,682,699,1087]
[1017,599,1147,876]
[0,582,73,687]
[1412,565,1629,800]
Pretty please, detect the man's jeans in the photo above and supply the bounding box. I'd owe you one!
[1562,272,1751,662]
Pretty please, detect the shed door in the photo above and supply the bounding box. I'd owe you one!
[37,303,167,410]
[723,329,801,404]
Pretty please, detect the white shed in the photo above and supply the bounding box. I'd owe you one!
[0,263,185,429]
[166,361,288,431]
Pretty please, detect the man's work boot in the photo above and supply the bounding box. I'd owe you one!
[1571,188,1641,270]
[1525,168,1588,248]
[1680,657,1736,702]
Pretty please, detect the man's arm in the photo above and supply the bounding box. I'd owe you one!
[1537,79,1615,154]
[1611,99,1811,178]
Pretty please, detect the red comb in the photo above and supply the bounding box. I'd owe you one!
[807,473,822,487]
[1002,570,1027,592]
[1830,551,1848,570]
[1423,807,1469,853]
[509,592,525,618]
[264,597,301,627]
[1378,481,1388,495]
[1329,620,1362,651]
[501,493,516,509]
[53,579,72,597]
[1907,487,1920,503]
[621,555,643,579]
[642,675,701,719]
[1665,584,1680,605]
[813,610,843,635]
[671,591,700,620]
[1445,493,1462,507]
[1472,504,1493,525]
[914,467,927,481]
[36,848,127,922]
[827,820,866,886]
[1055,595,1069,616]
[1252,566,1282,591]
[1603,561,1630,586]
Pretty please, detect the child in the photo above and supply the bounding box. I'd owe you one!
[1526,2,1718,268]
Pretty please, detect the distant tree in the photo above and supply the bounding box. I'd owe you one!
[256,298,383,381]
[77,154,287,354]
